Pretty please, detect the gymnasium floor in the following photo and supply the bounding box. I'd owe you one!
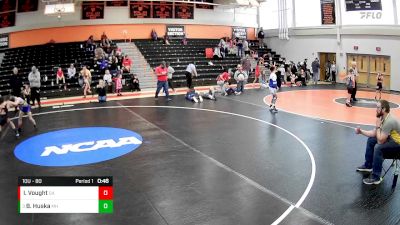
[1,84,400,225]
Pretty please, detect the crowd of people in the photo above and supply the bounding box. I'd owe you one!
[1,31,399,189]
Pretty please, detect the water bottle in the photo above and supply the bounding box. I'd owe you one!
[51,80,54,86]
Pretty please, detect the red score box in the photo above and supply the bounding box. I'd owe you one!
[99,186,113,200]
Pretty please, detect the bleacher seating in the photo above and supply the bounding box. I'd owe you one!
[0,42,94,97]
[248,40,285,65]
[0,39,286,98]
[135,38,285,87]
[135,39,241,87]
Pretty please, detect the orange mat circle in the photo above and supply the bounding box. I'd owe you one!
[264,90,400,126]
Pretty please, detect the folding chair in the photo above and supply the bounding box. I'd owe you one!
[382,150,400,188]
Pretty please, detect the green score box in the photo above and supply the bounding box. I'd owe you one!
[99,200,113,214]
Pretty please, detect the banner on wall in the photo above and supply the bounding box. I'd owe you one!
[130,1,151,18]
[17,0,38,13]
[175,3,194,19]
[82,2,105,20]
[232,27,247,39]
[0,0,16,13]
[0,11,14,28]
[321,0,335,25]
[0,33,8,48]
[152,1,173,18]
[166,25,185,39]
[345,0,382,11]
[195,0,213,10]
[106,1,128,7]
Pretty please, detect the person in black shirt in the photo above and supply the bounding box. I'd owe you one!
[9,67,22,97]
[109,55,119,75]
[257,28,265,48]
[131,74,141,92]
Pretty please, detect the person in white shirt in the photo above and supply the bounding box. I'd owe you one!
[243,40,250,56]
[185,62,198,89]
[166,62,175,92]
[234,64,248,95]
[213,46,222,59]
[268,66,278,113]
[219,38,226,58]
[67,64,76,79]
[28,66,41,108]
[103,69,113,93]
[331,61,336,83]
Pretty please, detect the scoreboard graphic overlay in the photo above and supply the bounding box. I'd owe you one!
[18,176,113,213]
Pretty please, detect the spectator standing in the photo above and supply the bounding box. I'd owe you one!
[154,61,171,101]
[109,55,119,75]
[331,61,336,83]
[243,39,250,56]
[100,32,111,50]
[257,28,265,48]
[350,60,359,101]
[302,58,308,72]
[96,80,107,103]
[86,35,95,52]
[28,66,41,108]
[325,60,331,81]
[311,58,320,85]
[103,69,113,93]
[151,29,158,41]
[278,64,286,84]
[234,64,248,94]
[236,39,243,58]
[9,67,22,97]
[166,62,175,93]
[114,73,123,96]
[213,46,223,59]
[185,62,198,89]
[241,55,252,76]
[219,38,227,58]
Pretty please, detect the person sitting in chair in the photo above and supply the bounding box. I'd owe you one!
[355,100,400,185]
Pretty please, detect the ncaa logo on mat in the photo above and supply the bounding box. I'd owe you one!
[14,127,143,167]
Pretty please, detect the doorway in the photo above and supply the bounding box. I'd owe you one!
[347,54,391,90]
[319,53,336,81]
